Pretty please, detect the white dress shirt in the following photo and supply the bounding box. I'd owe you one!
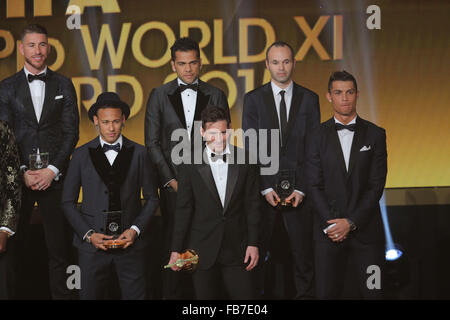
[23,66,60,180]
[178,78,198,140]
[261,81,304,198]
[335,116,357,171]
[97,135,140,236]
[206,144,231,208]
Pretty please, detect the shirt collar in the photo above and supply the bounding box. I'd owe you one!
[24,65,47,77]
[334,115,358,125]
[99,135,123,149]
[271,80,293,96]
[205,143,231,157]
[177,78,199,86]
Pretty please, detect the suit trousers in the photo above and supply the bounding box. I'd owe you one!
[16,187,75,299]
[160,187,193,299]
[314,238,384,299]
[192,263,256,300]
[262,200,315,299]
[78,247,147,300]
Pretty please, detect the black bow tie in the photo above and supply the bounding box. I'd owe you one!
[210,153,227,162]
[102,143,120,153]
[335,123,356,132]
[179,83,198,92]
[28,73,47,83]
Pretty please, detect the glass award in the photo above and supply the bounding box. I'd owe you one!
[276,169,295,207]
[29,152,49,170]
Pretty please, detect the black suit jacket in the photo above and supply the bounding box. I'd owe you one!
[145,79,230,187]
[171,146,260,270]
[61,136,159,253]
[242,81,320,193]
[305,117,387,243]
[0,68,79,181]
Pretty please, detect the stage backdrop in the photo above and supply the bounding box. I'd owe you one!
[0,0,449,188]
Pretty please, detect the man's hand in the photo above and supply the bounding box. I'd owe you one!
[264,190,280,207]
[28,168,56,191]
[23,170,38,189]
[284,191,304,207]
[244,246,259,271]
[0,232,9,253]
[118,229,137,249]
[168,251,181,271]
[326,218,351,243]
[90,233,113,251]
[169,180,178,192]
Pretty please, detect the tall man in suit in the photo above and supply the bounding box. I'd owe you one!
[0,120,21,299]
[305,71,387,299]
[145,37,230,299]
[168,106,260,299]
[0,24,79,299]
[242,41,320,299]
[62,92,159,299]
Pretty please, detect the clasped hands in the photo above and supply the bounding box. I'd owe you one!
[23,168,55,191]
[90,229,137,251]
[325,219,351,243]
[264,190,303,207]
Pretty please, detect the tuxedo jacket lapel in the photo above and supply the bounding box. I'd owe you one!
[327,121,348,177]
[167,80,187,129]
[112,137,135,185]
[283,84,304,150]
[223,160,239,214]
[196,162,223,209]
[16,71,38,126]
[88,143,111,186]
[192,81,210,136]
[39,69,58,125]
[347,118,367,178]
[262,84,281,145]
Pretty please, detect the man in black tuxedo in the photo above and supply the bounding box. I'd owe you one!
[242,41,320,299]
[0,24,79,299]
[305,71,387,299]
[0,120,21,299]
[145,37,230,299]
[168,106,260,299]
[62,92,159,299]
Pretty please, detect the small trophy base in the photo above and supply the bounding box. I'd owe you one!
[277,198,292,207]
[103,238,126,249]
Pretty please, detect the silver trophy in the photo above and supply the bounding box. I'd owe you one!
[29,152,49,170]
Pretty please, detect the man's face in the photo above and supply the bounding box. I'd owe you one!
[171,50,201,84]
[265,45,295,87]
[19,32,50,74]
[201,120,230,153]
[326,80,359,119]
[93,108,125,144]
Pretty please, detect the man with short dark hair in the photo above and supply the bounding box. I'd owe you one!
[242,41,320,299]
[305,71,387,299]
[0,23,79,299]
[0,120,21,299]
[145,37,230,299]
[169,106,260,299]
[62,92,159,299]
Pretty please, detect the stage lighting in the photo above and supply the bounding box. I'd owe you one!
[385,244,403,261]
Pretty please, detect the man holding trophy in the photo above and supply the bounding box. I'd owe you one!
[168,106,260,299]
[62,92,159,299]
[0,24,79,299]
[242,41,320,299]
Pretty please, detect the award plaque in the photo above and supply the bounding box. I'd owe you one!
[29,152,49,170]
[276,170,295,207]
[104,210,123,238]
[164,249,199,273]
